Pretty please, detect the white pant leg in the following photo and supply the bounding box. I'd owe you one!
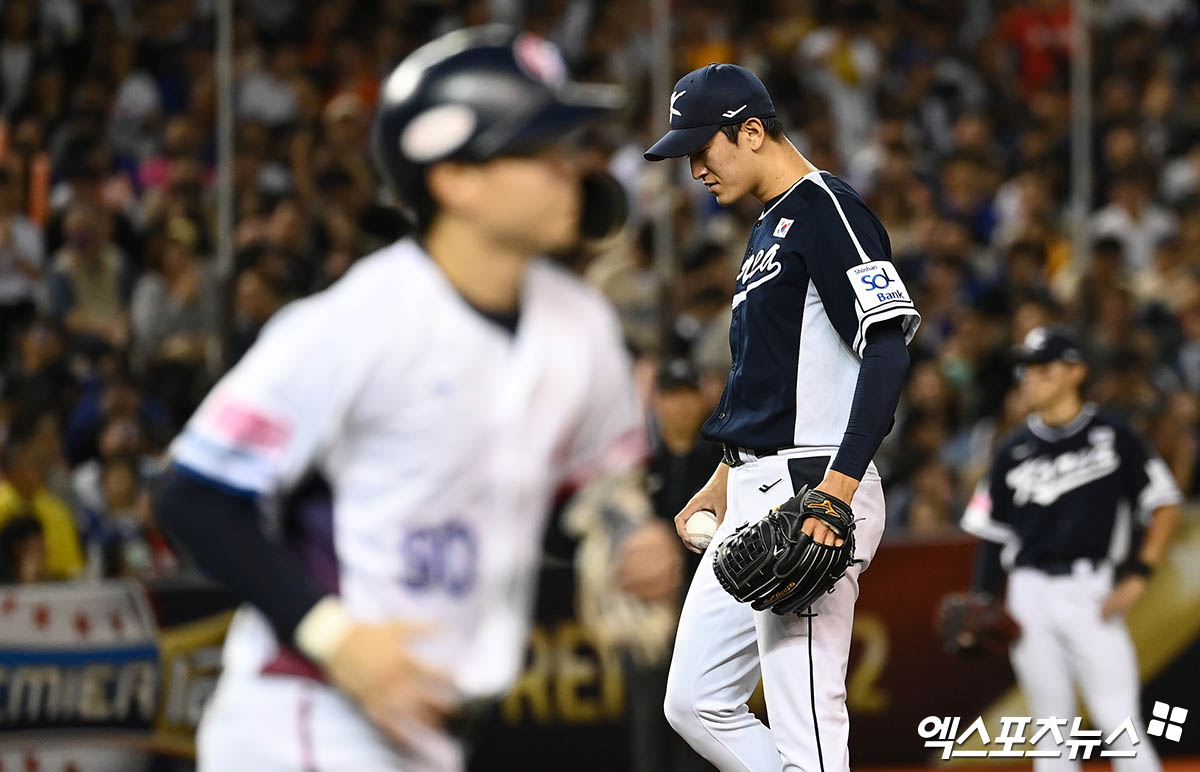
[199,671,464,772]
[755,462,886,772]
[1062,567,1160,772]
[1008,569,1081,772]
[198,673,308,771]
[665,461,777,772]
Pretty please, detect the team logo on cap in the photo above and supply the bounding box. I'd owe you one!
[514,33,566,85]
[670,90,686,117]
[723,105,748,119]
[1024,326,1048,350]
[400,104,478,162]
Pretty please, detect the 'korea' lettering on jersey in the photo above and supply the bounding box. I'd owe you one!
[962,404,1181,568]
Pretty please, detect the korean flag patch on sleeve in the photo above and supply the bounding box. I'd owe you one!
[846,261,913,311]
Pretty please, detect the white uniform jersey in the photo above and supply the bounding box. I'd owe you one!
[171,238,644,700]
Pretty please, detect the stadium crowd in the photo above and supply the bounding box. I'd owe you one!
[1,0,1200,585]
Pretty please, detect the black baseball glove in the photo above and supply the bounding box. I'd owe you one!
[935,592,1021,655]
[713,485,858,615]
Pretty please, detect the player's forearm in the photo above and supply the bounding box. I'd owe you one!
[970,539,1005,597]
[154,464,327,648]
[704,462,730,495]
[830,320,909,483]
[1138,505,1181,568]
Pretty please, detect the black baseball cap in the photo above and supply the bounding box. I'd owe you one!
[643,63,776,162]
[1011,326,1085,365]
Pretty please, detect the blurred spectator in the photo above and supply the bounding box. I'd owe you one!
[797,3,881,162]
[138,116,207,194]
[1089,168,1177,273]
[674,240,735,327]
[227,251,291,364]
[64,367,166,468]
[236,43,302,127]
[3,319,78,420]
[0,514,46,584]
[1002,0,1072,99]
[961,385,1031,493]
[587,224,662,355]
[1104,0,1190,27]
[1175,299,1200,392]
[48,202,133,352]
[131,217,217,367]
[1161,142,1200,206]
[130,216,220,421]
[78,453,175,580]
[71,415,145,514]
[79,453,138,574]
[0,411,84,580]
[937,153,998,246]
[108,35,163,164]
[904,459,958,534]
[45,158,142,260]
[1132,235,1200,312]
[0,0,37,117]
[0,168,44,357]
[646,357,725,526]
[1149,390,1200,498]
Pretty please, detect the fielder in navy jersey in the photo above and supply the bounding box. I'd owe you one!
[962,326,1181,772]
[644,63,920,772]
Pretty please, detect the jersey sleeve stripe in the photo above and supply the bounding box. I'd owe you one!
[170,431,275,496]
[961,487,1016,544]
[852,305,922,357]
[1137,458,1183,522]
[961,512,1017,544]
[168,459,261,500]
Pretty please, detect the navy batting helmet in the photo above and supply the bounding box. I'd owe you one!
[372,26,624,209]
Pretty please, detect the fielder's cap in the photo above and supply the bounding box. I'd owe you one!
[1011,326,1085,366]
[643,63,776,162]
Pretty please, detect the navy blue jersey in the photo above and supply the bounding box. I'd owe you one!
[701,171,921,451]
[961,404,1181,568]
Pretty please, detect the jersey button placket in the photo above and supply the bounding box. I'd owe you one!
[730,313,740,369]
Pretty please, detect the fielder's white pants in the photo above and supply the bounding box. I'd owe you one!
[664,453,886,772]
[197,670,464,772]
[1007,564,1160,772]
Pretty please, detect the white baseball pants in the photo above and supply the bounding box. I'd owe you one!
[1007,563,1161,772]
[197,670,464,772]
[664,452,886,772]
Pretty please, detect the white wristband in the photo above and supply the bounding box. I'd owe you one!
[294,596,354,665]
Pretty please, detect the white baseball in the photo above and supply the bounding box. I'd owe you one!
[685,509,719,549]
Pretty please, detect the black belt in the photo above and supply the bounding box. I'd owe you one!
[721,443,788,467]
[1029,557,1103,576]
